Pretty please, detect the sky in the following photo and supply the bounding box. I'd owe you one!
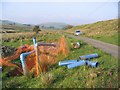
[1,0,119,25]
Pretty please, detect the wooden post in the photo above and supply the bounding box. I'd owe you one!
[35,44,39,76]
[33,37,56,76]
[33,37,39,76]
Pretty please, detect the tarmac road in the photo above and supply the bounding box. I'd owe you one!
[66,34,119,59]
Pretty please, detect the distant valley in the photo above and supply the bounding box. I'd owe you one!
[0,20,73,32]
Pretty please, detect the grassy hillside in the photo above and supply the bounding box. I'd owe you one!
[2,32,118,88]
[66,19,118,45]
[0,20,72,32]
[0,20,34,32]
[0,20,22,25]
[2,24,34,32]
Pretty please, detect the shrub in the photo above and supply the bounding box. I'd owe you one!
[33,25,41,34]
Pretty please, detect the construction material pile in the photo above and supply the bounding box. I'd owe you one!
[24,37,68,76]
[0,44,34,67]
[58,53,99,69]
[1,45,16,58]
[0,37,68,77]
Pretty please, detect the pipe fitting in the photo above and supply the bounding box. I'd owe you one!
[86,60,98,67]
[20,50,35,77]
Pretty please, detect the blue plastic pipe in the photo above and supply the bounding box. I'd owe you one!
[0,66,2,73]
[79,53,98,60]
[77,42,80,46]
[58,60,78,66]
[86,60,98,67]
[20,50,35,77]
[33,37,41,64]
[33,37,37,49]
[67,60,85,69]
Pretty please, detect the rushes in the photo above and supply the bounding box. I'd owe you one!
[40,72,55,87]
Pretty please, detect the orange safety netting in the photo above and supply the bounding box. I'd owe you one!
[0,37,68,76]
[25,37,68,76]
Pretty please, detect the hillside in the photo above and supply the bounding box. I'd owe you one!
[0,20,34,32]
[66,19,118,45]
[2,32,118,88]
[0,20,23,25]
[0,20,73,32]
[39,22,73,30]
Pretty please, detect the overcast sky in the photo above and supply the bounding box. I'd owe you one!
[1,0,119,25]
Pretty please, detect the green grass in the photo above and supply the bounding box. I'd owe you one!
[2,39,33,48]
[2,32,118,88]
[88,33,118,45]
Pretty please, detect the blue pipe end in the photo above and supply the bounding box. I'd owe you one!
[33,37,37,49]
[86,60,98,67]
[58,60,78,66]
[33,37,36,43]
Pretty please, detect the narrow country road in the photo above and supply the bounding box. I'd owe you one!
[66,34,119,59]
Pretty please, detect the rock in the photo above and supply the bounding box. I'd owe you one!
[72,42,80,49]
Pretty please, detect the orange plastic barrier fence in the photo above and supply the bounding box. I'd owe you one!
[1,37,68,77]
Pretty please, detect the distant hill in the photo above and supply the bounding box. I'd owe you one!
[0,20,34,32]
[0,20,22,25]
[0,20,73,32]
[39,22,73,30]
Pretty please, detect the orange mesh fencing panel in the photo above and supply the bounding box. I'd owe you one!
[1,37,68,77]
[58,37,68,56]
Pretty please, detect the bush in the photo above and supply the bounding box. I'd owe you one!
[33,25,41,34]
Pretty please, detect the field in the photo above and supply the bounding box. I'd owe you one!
[1,31,118,88]
[66,19,119,46]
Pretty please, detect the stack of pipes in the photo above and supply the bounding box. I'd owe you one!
[58,53,99,69]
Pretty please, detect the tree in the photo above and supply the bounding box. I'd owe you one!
[33,25,41,34]
[63,25,73,30]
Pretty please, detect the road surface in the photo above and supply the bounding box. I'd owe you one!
[66,34,119,59]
